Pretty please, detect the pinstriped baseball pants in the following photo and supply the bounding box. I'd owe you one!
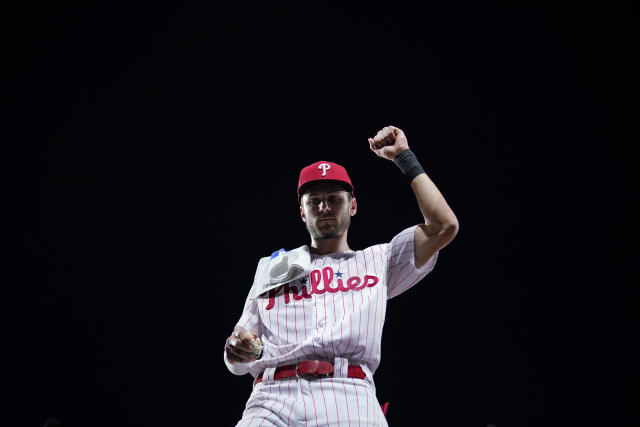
[236,363,388,426]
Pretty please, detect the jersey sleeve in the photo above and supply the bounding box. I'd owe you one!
[385,224,439,299]
[223,297,263,376]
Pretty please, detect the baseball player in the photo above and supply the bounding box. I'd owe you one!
[224,125,459,426]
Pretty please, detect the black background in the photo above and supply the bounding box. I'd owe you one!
[4,2,635,427]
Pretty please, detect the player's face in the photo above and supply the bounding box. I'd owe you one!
[300,183,356,241]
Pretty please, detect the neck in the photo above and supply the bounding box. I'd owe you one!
[309,232,350,255]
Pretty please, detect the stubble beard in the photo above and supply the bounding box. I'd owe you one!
[306,213,351,241]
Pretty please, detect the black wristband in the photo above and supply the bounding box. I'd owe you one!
[393,149,425,182]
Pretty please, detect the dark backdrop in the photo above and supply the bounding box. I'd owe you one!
[4,3,635,427]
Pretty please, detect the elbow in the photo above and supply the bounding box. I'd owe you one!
[417,213,459,251]
[446,217,459,238]
[439,216,459,246]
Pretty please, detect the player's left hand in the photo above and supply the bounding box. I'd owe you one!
[368,125,410,161]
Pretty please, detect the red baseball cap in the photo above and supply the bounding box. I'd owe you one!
[297,161,354,203]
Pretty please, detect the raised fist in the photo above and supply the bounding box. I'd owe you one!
[368,125,410,161]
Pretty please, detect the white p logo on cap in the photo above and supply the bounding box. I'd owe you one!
[318,163,331,176]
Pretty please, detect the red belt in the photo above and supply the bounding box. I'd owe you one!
[255,360,366,384]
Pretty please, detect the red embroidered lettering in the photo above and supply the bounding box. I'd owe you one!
[283,283,293,303]
[364,275,379,287]
[290,284,303,301]
[311,269,325,295]
[300,285,311,299]
[265,288,278,310]
[323,267,339,293]
[264,270,380,309]
[348,276,365,290]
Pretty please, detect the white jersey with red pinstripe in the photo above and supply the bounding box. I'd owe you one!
[226,224,438,426]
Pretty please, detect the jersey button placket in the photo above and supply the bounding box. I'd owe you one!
[314,294,325,346]
[316,298,325,329]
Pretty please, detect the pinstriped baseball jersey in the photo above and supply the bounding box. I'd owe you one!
[227,224,438,425]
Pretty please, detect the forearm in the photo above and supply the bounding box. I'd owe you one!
[393,147,458,236]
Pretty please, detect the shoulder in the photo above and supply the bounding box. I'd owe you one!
[354,243,389,262]
[360,243,389,253]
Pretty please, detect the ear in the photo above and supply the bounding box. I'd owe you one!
[300,204,306,222]
[350,197,357,216]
